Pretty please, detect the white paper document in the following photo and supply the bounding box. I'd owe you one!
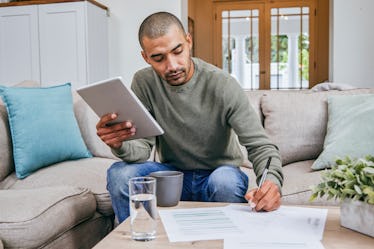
[158,205,328,243]
[225,205,328,241]
[158,207,244,242]
[224,238,326,249]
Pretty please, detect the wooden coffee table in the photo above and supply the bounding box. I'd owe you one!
[93,202,374,249]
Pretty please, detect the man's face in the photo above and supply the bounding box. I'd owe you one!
[141,25,194,86]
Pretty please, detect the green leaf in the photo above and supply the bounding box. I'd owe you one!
[341,188,356,195]
[336,158,343,165]
[345,169,355,179]
[329,188,339,195]
[326,192,334,200]
[362,186,374,195]
[363,167,374,175]
[332,170,345,179]
[356,174,362,185]
[309,193,318,202]
[354,185,362,195]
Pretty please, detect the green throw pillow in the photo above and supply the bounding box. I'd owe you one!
[312,94,374,170]
[0,83,92,179]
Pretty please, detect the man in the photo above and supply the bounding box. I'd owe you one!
[96,11,283,223]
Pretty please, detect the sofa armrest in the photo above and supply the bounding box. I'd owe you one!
[0,186,96,249]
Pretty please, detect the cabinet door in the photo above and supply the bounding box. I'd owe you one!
[86,2,108,84]
[0,5,40,86]
[38,2,86,88]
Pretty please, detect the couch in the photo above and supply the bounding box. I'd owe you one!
[1,81,373,248]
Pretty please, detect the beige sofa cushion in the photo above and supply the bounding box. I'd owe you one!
[0,186,96,249]
[0,157,117,216]
[244,90,266,123]
[242,160,338,205]
[281,160,338,206]
[261,89,374,165]
[236,90,267,167]
[261,91,327,165]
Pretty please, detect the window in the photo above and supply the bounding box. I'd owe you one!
[220,8,261,90]
[271,7,310,89]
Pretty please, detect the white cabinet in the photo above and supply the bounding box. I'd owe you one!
[0,5,40,85]
[0,1,108,88]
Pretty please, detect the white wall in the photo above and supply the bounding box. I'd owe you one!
[99,0,188,85]
[331,0,374,87]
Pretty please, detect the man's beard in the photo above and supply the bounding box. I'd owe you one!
[165,68,187,85]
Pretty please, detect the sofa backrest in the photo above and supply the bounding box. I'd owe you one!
[244,88,374,166]
[2,82,373,179]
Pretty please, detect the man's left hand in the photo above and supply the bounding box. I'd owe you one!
[245,180,281,212]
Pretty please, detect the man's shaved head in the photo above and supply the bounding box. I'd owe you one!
[138,12,186,49]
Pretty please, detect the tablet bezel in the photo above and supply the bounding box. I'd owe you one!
[77,77,164,141]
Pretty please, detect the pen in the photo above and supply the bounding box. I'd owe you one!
[258,156,272,189]
[248,156,272,210]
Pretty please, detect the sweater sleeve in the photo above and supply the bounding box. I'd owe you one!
[111,71,156,163]
[223,78,284,192]
[111,138,155,163]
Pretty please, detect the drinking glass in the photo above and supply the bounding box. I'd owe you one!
[128,176,157,241]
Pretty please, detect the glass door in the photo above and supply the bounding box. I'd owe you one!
[222,9,262,89]
[214,0,315,90]
[214,3,264,90]
[270,6,312,89]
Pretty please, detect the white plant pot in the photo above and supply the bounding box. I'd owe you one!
[340,199,374,237]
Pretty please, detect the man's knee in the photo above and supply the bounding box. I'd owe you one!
[106,161,137,196]
[209,166,247,185]
[107,162,130,183]
[107,161,172,188]
[206,166,248,202]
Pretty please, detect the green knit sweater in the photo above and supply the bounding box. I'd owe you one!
[113,58,283,189]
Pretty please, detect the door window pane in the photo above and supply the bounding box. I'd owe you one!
[222,10,260,89]
[271,7,310,89]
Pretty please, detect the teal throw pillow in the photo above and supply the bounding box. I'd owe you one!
[0,83,92,179]
[312,94,374,170]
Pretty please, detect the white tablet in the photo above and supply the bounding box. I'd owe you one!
[77,77,164,140]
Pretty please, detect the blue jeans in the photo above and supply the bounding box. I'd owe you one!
[107,161,248,223]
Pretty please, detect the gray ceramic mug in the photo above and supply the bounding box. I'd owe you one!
[149,171,184,207]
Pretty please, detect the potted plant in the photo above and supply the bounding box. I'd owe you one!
[310,155,374,237]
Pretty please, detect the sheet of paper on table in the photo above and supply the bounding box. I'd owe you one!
[158,206,243,242]
[224,238,326,249]
[158,204,327,244]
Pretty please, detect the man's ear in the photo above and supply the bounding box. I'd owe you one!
[186,33,193,51]
[141,51,151,65]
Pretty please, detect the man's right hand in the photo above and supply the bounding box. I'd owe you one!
[96,113,136,149]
